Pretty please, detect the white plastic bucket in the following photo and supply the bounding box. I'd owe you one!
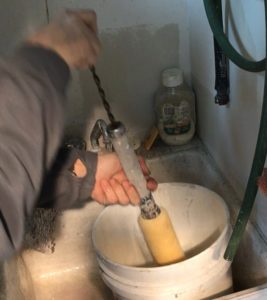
[92,183,233,300]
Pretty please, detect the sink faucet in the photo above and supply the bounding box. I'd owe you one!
[90,119,113,152]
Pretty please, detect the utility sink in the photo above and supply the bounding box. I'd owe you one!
[1,137,267,299]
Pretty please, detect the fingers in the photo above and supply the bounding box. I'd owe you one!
[110,179,129,205]
[73,10,98,33]
[98,178,140,206]
[92,154,157,206]
[100,179,140,205]
[100,180,118,204]
[93,178,155,206]
[102,159,156,204]
[30,9,101,69]
[66,9,101,55]
[72,38,99,69]
[65,9,97,33]
[81,28,101,67]
[146,177,158,191]
[100,179,130,205]
[113,171,141,204]
[91,183,107,205]
[138,157,151,176]
[122,181,140,205]
[66,10,100,68]
[113,171,128,183]
[138,156,158,191]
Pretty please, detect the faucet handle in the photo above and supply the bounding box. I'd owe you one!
[90,119,113,152]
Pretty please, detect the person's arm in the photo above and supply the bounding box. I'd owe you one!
[0,10,100,260]
[0,45,69,259]
[39,147,158,209]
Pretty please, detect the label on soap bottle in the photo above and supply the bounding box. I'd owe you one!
[161,100,191,135]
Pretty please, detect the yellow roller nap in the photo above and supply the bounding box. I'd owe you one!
[138,207,185,265]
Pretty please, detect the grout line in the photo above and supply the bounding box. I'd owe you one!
[45,0,50,23]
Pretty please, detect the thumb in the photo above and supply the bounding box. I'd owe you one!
[146,177,158,191]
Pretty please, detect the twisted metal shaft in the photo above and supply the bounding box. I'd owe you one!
[90,66,116,124]
[90,67,160,219]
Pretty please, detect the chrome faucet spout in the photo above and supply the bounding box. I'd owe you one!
[90,119,113,152]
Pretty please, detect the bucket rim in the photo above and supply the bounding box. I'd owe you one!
[92,182,231,272]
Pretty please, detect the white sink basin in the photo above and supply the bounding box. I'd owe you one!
[2,138,267,299]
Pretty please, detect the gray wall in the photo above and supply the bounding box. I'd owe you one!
[188,0,267,239]
[0,1,190,146]
[187,0,267,288]
[0,0,47,56]
[56,0,190,146]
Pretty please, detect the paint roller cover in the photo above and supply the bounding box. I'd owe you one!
[138,207,185,265]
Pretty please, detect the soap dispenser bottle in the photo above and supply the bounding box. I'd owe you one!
[155,68,196,145]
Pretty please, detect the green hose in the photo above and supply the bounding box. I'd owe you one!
[203,0,267,261]
[204,0,265,72]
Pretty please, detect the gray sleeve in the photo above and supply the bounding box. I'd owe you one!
[0,45,70,259]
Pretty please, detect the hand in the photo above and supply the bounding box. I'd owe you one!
[91,153,157,205]
[28,10,101,69]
